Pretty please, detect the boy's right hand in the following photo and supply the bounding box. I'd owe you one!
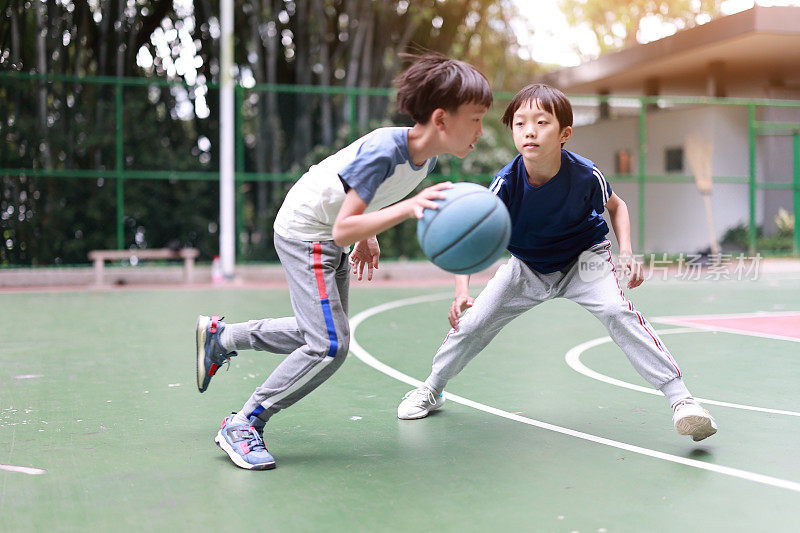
[408,181,452,219]
[449,295,474,329]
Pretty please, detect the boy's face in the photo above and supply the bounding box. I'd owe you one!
[511,99,571,164]
[440,103,488,158]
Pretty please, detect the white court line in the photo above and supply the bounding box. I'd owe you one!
[565,329,800,417]
[349,294,800,493]
[653,311,800,321]
[0,464,47,475]
[652,317,800,344]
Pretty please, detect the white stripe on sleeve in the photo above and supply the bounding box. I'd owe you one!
[593,168,609,204]
[489,177,505,195]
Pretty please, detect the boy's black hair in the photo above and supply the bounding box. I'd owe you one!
[395,52,492,124]
[501,83,573,130]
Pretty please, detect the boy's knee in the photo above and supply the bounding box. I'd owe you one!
[318,342,348,361]
[593,301,629,321]
[308,323,349,359]
[319,327,349,359]
[323,340,349,374]
[333,333,350,359]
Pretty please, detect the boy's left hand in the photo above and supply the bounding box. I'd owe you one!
[349,236,380,281]
[619,252,644,288]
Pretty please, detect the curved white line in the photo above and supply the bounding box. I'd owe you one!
[349,294,800,493]
[565,330,800,417]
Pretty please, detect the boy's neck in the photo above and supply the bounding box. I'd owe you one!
[406,123,442,166]
[523,149,562,187]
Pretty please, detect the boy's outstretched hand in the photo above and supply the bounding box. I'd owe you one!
[408,181,452,219]
[618,253,644,288]
[449,294,474,329]
[349,236,380,281]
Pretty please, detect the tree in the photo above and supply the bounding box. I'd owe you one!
[1,0,535,265]
[1,1,217,265]
[223,0,530,259]
[559,0,724,56]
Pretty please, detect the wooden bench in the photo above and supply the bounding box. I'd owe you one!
[88,248,200,285]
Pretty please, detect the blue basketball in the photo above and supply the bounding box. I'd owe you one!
[417,182,511,275]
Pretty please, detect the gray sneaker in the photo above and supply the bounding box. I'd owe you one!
[397,386,445,419]
[196,315,237,393]
[214,414,276,470]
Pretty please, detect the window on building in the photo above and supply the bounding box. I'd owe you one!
[615,150,632,174]
[665,147,684,173]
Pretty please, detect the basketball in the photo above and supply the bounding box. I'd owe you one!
[417,182,511,274]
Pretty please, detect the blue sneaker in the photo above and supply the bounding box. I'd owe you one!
[214,415,276,470]
[196,315,238,393]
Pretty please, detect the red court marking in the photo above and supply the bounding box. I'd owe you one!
[655,312,800,341]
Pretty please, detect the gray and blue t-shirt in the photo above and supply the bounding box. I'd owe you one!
[274,127,437,242]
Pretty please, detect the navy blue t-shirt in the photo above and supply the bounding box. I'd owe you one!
[489,149,612,274]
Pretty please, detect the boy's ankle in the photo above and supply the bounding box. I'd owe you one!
[424,376,445,397]
[231,412,250,427]
[219,322,250,353]
[660,377,691,407]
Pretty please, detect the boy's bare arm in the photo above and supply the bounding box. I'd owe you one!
[331,183,451,247]
[605,192,644,288]
[449,274,473,329]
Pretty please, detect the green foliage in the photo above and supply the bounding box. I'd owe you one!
[720,223,755,250]
[0,81,219,265]
[1,0,534,265]
[0,77,115,264]
[559,0,724,56]
[756,233,793,252]
[720,219,795,253]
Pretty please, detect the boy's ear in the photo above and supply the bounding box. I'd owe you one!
[560,126,573,144]
[431,108,447,131]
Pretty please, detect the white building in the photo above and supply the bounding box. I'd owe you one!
[542,5,800,253]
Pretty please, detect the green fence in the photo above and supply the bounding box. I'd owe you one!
[2,71,799,265]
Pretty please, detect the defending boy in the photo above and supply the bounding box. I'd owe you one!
[195,53,492,470]
[397,83,717,442]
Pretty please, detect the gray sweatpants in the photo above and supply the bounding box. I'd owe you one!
[425,240,691,406]
[226,233,351,424]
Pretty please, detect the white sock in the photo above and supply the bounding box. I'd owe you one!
[671,396,695,409]
[423,378,444,397]
[231,411,250,426]
[219,323,250,352]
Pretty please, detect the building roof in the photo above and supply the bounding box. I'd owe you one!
[542,5,800,96]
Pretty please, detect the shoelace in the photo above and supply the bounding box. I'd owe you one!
[233,426,267,452]
[672,398,697,413]
[219,353,235,372]
[404,387,437,406]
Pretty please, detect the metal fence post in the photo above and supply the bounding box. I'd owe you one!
[347,92,357,143]
[637,98,647,253]
[116,80,124,250]
[793,129,799,256]
[235,84,245,260]
[748,104,757,255]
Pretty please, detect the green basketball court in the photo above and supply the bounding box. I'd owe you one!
[2,272,800,531]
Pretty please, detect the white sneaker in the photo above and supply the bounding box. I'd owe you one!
[672,398,717,441]
[397,386,445,420]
